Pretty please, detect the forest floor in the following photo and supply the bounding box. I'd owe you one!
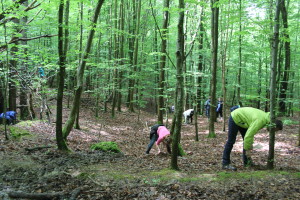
[0,103,300,200]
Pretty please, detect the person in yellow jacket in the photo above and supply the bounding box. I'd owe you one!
[222,107,283,171]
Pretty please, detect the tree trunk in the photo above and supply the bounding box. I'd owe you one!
[237,0,242,105]
[19,0,30,120]
[128,0,141,112]
[278,0,290,116]
[127,0,137,111]
[111,0,119,118]
[267,0,281,170]
[170,0,184,171]
[62,0,105,139]
[157,0,170,124]
[56,0,69,151]
[117,0,125,112]
[197,10,204,115]
[208,0,219,138]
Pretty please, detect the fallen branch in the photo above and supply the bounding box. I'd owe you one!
[69,188,81,200]
[8,191,63,200]
[25,145,52,152]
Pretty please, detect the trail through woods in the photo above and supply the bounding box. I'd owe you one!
[0,104,299,199]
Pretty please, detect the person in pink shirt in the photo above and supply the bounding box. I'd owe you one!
[145,124,172,155]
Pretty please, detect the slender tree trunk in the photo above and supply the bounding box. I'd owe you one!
[111,0,119,118]
[170,0,184,171]
[267,0,281,170]
[128,0,141,112]
[19,0,30,120]
[197,10,204,115]
[117,0,125,112]
[62,0,105,139]
[127,0,136,110]
[157,0,170,124]
[56,0,69,151]
[278,0,290,116]
[208,0,219,138]
[237,0,242,105]
[8,15,19,112]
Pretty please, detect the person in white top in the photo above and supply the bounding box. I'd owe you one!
[183,109,194,124]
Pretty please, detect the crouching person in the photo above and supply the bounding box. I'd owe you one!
[145,124,172,155]
[222,107,283,171]
[0,111,17,125]
[6,111,17,124]
[183,109,194,124]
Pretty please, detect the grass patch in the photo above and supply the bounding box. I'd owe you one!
[9,126,31,139]
[90,141,121,153]
[216,170,299,181]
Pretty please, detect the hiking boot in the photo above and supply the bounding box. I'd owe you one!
[222,164,237,171]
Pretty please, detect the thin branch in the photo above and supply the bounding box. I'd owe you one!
[149,0,176,69]
[0,0,41,25]
[0,0,28,21]
[0,34,57,52]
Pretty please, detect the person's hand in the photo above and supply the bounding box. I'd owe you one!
[245,150,252,158]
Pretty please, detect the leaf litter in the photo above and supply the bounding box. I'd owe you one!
[0,106,299,199]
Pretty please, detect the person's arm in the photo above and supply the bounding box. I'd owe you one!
[155,143,161,155]
[244,121,264,150]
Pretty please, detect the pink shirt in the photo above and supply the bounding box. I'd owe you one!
[156,126,170,145]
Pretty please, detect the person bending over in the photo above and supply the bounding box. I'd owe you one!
[145,124,172,155]
[222,107,283,171]
[183,109,194,124]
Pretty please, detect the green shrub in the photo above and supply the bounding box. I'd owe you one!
[9,127,31,139]
[178,143,186,156]
[90,141,121,153]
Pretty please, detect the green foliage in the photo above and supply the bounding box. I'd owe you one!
[90,141,121,153]
[9,126,31,139]
[178,143,186,156]
[282,118,298,125]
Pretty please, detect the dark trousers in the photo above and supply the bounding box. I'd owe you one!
[216,110,223,118]
[205,107,210,118]
[146,134,158,154]
[222,116,251,165]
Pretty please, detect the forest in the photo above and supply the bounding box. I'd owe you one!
[0,0,299,199]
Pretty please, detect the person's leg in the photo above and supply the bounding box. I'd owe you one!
[222,116,239,166]
[146,134,158,154]
[239,128,253,166]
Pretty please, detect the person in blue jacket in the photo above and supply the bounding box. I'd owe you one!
[216,98,223,121]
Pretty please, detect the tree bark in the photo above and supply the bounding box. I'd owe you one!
[171,0,185,171]
[157,0,170,124]
[208,0,219,138]
[278,0,291,116]
[56,0,69,151]
[267,0,281,170]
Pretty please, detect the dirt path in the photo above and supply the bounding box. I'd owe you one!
[0,108,299,199]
